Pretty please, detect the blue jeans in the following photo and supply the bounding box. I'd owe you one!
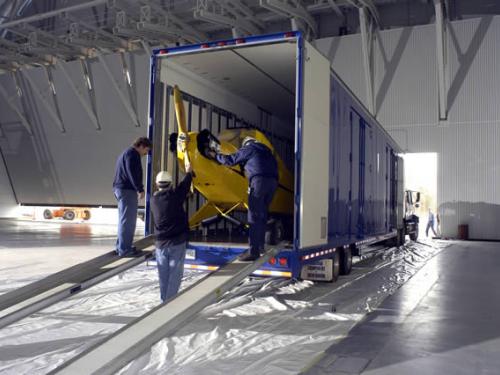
[248,176,278,254]
[156,242,186,302]
[426,221,437,237]
[114,188,138,256]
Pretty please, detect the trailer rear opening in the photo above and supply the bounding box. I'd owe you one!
[146,32,408,281]
[149,37,297,246]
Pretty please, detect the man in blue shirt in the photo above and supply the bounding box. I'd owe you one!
[426,208,437,238]
[215,136,278,261]
[113,137,152,256]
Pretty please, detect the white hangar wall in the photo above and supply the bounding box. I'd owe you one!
[0,49,285,207]
[0,151,16,217]
[316,15,500,240]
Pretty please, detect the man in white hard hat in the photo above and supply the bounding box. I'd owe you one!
[150,163,193,302]
[215,136,278,261]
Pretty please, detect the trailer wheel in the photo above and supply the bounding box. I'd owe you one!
[409,226,418,241]
[267,219,284,245]
[330,250,340,282]
[398,228,405,246]
[83,210,91,220]
[339,246,352,275]
[63,210,75,221]
[43,209,53,220]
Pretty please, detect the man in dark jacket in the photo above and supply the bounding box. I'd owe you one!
[151,165,193,302]
[215,136,278,261]
[113,137,152,256]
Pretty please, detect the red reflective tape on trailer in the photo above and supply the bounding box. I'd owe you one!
[235,38,246,44]
[217,41,226,46]
[158,49,168,55]
[201,43,210,48]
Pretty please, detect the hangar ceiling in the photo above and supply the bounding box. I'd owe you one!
[0,0,499,72]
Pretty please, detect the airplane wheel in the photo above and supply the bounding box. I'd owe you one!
[43,209,53,220]
[63,210,75,221]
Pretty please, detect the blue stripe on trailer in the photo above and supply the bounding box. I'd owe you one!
[145,54,157,236]
[293,32,303,253]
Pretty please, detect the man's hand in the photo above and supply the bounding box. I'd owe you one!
[207,150,218,160]
[177,133,190,152]
[138,191,145,200]
[185,162,193,174]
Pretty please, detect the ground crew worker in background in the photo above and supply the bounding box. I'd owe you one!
[113,137,152,257]
[426,208,437,238]
[151,164,193,302]
[214,136,278,261]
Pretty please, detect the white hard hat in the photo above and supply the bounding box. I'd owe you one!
[242,136,256,147]
[156,171,172,184]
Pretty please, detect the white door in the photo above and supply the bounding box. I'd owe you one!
[299,41,331,248]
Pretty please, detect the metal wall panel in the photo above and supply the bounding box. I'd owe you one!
[317,15,500,240]
[447,16,500,123]
[0,49,287,206]
[0,54,149,206]
[0,149,16,217]
[315,34,366,106]
[374,24,438,127]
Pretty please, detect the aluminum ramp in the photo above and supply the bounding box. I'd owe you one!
[0,235,154,330]
[52,246,281,375]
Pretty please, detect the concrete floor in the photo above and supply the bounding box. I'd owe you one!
[2,219,499,374]
[304,241,500,375]
[0,219,139,294]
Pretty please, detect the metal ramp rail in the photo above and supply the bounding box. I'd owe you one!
[0,235,155,329]
[52,245,282,375]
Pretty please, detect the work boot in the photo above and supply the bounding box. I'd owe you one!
[238,250,259,261]
[120,249,143,258]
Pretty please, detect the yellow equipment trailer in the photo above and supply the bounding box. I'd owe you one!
[172,85,294,230]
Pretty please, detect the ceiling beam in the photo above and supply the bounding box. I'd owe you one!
[62,12,130,49]
[0,0,107,30]
[359,6,374,115]
[137,0,208,42]
[434,0,448,120]
[259,0,317,38]
[327,0,344,17]
[346,0,380,27]
[194,0,261,36]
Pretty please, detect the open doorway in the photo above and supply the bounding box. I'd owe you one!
[151,40,297,245]
[403,153,438,238]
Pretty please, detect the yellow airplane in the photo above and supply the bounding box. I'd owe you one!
[173,85,294,229]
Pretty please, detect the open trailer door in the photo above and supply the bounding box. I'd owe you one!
[298,40,331,249]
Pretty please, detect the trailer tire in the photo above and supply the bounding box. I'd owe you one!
[43,209,53,220]
[329,250,340,282]
[266,219,284,245]
[409,228,418,241]
[398,228,405,246]
[63,210,75,221]
[339,246,352,275]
